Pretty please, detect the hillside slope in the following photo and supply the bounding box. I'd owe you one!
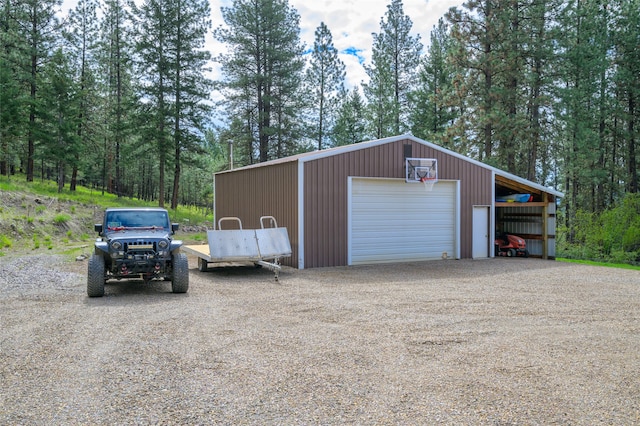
[0,189,99,255]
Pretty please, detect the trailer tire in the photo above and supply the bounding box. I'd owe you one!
[172,253,189,293]
[198,257,208,272]
[87,254,105,297]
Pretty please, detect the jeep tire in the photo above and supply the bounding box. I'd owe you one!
[87,254,106,297]
[171,252,189,293]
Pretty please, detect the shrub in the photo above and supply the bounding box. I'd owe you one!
[623,225,640,252]
[561,193,640,265]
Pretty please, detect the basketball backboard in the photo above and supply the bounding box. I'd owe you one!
[405,157,438,184]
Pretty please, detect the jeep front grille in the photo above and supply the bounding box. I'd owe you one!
[124,241,156,252]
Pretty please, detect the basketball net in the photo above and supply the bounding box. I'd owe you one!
[420,176,436,191]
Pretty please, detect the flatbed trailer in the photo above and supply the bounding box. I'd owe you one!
[181,216,292,281]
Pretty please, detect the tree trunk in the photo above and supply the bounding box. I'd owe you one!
[629,95,637,193]
[28,27,36,182]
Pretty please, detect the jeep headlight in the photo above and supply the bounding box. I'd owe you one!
[158,240,169,249]
[111,241,122,250]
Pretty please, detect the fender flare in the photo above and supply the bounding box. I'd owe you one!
[170,240,183,253]
[94,241,109,255]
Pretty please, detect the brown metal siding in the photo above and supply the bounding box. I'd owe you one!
[214,161,299,268]
[303,138,493,267]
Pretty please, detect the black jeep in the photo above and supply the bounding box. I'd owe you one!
[87,207,189,297]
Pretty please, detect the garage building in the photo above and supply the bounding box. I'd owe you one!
[214,135,563,269]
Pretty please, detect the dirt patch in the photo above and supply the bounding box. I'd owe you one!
[1,255,639,424]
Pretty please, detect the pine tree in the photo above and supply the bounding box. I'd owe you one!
[132,0,212,208]
[332,88,367,146]
[521,0,559,184]
[364,0,422,137]
[0,0,27,176]
[168,0,212,209]
[0,50,23,176]
[556,0,613,238]
[493,0,527,174]
[97,0,133,196]
[305,22,346,150]
[614,0,640,195]
[410,18,457,146]
[39,48,80,192]
[62,0,100,190]
[132,0,171,205]
[363,34,395,139]
[214,0,305,164]
[446,0,503,163]
[10,0,61,181]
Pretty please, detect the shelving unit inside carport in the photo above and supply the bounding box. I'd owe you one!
[495,200,555,259]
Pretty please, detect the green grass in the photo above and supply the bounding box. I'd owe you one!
[54,213,71,224]
[176,231,207,245]
[557,258,640,271]
[0,234,12,248]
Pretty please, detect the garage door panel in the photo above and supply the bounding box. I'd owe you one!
[350,178,456,265]
[351,226,454,238]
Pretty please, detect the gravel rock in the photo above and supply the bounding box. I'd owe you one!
[0,255,82,296]
[1,255,639,424]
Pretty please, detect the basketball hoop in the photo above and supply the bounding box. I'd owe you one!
[420,176,436,191]
[405,157,438,190]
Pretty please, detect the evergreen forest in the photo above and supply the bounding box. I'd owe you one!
[1,0,639,262]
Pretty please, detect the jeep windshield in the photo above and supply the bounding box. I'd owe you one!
[105,211,170,231]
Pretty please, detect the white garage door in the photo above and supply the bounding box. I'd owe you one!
[349,178,457,265]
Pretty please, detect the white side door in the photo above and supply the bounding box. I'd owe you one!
[472,206,489,258]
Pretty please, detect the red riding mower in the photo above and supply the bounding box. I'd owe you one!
[495,232,529,257]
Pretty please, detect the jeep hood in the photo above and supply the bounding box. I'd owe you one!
[105,229,172,240]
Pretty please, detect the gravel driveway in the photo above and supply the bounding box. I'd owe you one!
[1,254,639,425]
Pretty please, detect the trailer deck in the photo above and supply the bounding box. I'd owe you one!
[181,216,292,281]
